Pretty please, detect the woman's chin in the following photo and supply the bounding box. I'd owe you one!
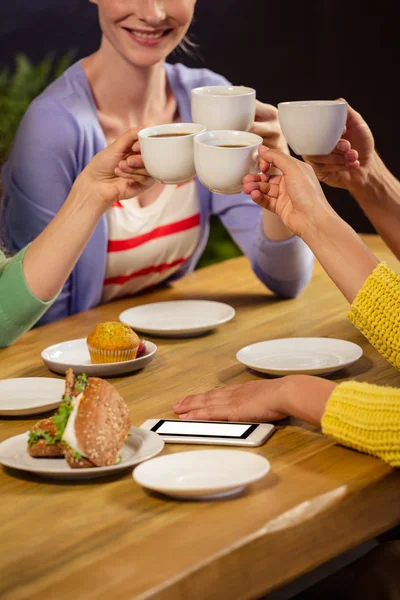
[127,52,170,68]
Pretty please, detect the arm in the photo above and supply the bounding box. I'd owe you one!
[350,153,400,259]
[244,147,400,365]
[250,101,294,242]
[244,147,378,303]
[303,102,400,260]
[210,192,315,298]
[300,209,378,304]
[0,128,152,346]
[1,98,83,322]
[0,248,54,347]
[284,376,400,468]
[173,376,400,467]
[173,148,400,467]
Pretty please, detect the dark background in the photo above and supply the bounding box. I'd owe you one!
[1,0,399,232]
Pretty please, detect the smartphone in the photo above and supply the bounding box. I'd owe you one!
[140,419,275,447]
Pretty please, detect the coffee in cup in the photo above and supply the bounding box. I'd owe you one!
[191,86,256,131]
[278,100,347,156]
[138,123,206,184]
[194,130,262,195]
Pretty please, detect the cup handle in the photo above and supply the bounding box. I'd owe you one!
[251,147,262,175]
[251,147,261,175]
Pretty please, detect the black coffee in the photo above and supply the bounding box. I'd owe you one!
[216,144,251,148]
[149,133,192,138]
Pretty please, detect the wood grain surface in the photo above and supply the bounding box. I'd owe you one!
[1,235,399,600]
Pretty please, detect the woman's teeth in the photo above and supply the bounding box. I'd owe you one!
[132,30,165,39]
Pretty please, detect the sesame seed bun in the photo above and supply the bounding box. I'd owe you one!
[63,447,96,469]
[72,377,131,467]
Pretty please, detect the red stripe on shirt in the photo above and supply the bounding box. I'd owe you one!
[176,178,196,188]
[107,213,200,252]
[103,257,187,286]
[112,201,124,207]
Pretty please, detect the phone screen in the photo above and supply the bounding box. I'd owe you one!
[151,420,258,439]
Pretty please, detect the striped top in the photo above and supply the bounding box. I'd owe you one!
[102,180,200,301]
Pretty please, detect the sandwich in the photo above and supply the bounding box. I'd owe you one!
[28,369,131,468]
[27,369,78,458]
[28,418,64,457]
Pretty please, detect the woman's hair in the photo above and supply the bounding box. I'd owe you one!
[176,33,201,61]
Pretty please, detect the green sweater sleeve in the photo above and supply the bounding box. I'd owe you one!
[0,247,57,347]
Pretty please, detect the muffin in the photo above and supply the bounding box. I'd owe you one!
[86,321,140,364]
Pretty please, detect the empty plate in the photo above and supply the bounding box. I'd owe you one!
[237,337,363,376]
[0,427,164,480]
[41,338,157,376]
[119,300,235,337]
[0,378,65,416]
[133,449,270,499]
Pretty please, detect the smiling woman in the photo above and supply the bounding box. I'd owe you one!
[1,0,314,326]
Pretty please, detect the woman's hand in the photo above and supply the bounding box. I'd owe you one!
[173,375,336,427]
[243,147,334,238]
[250,101,289,153]
[302,102,376,193]
[77,127,154,210]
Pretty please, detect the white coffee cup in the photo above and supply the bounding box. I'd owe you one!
[194,130,263,195]
[191,86,256,131]
[278,100,347,156]
[138,123,206,184]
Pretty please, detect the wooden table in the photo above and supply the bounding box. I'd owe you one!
[1,235,399,600]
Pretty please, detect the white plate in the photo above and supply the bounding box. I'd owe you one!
[133,449,270,499]
[0,378,65,416]
[119,300,235,337]
[237,337,363,376]
[41,338,157,376]
[0,427,164,480]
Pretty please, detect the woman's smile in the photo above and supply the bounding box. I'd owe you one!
[123,26,174,47]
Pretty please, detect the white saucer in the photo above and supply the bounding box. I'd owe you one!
[237,337,363,376]
[0,378,65,416]
[119,300,235,337]
[41,338,157,376]
[0,427,164,480]
[133,449,270,499]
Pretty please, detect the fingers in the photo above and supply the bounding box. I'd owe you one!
[119,155,145,170]
[243,180,280,198]
[173,388,240,421]
[254,100,279,122]
[132,140,141,153]
[114,166,150,179]
[122,175,154,197]
[258,145,302,175]
[303,139,359,165]
[243,173,270,185]
[250,121,281,142]
[174,389,230,413]
[343,100,365,131]
[116,155,149,179]
[109,127,141,155]
[250,189,274,206]
[178,407,234,421]
[303,160,360,174]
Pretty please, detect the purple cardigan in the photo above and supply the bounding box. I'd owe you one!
[1,61,314,324]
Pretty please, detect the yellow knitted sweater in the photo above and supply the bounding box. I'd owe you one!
[322,263,400,467]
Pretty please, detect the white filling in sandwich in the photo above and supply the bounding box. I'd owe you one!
[62,393,87,458]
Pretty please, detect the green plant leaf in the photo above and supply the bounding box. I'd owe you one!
[0,52,74,165]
